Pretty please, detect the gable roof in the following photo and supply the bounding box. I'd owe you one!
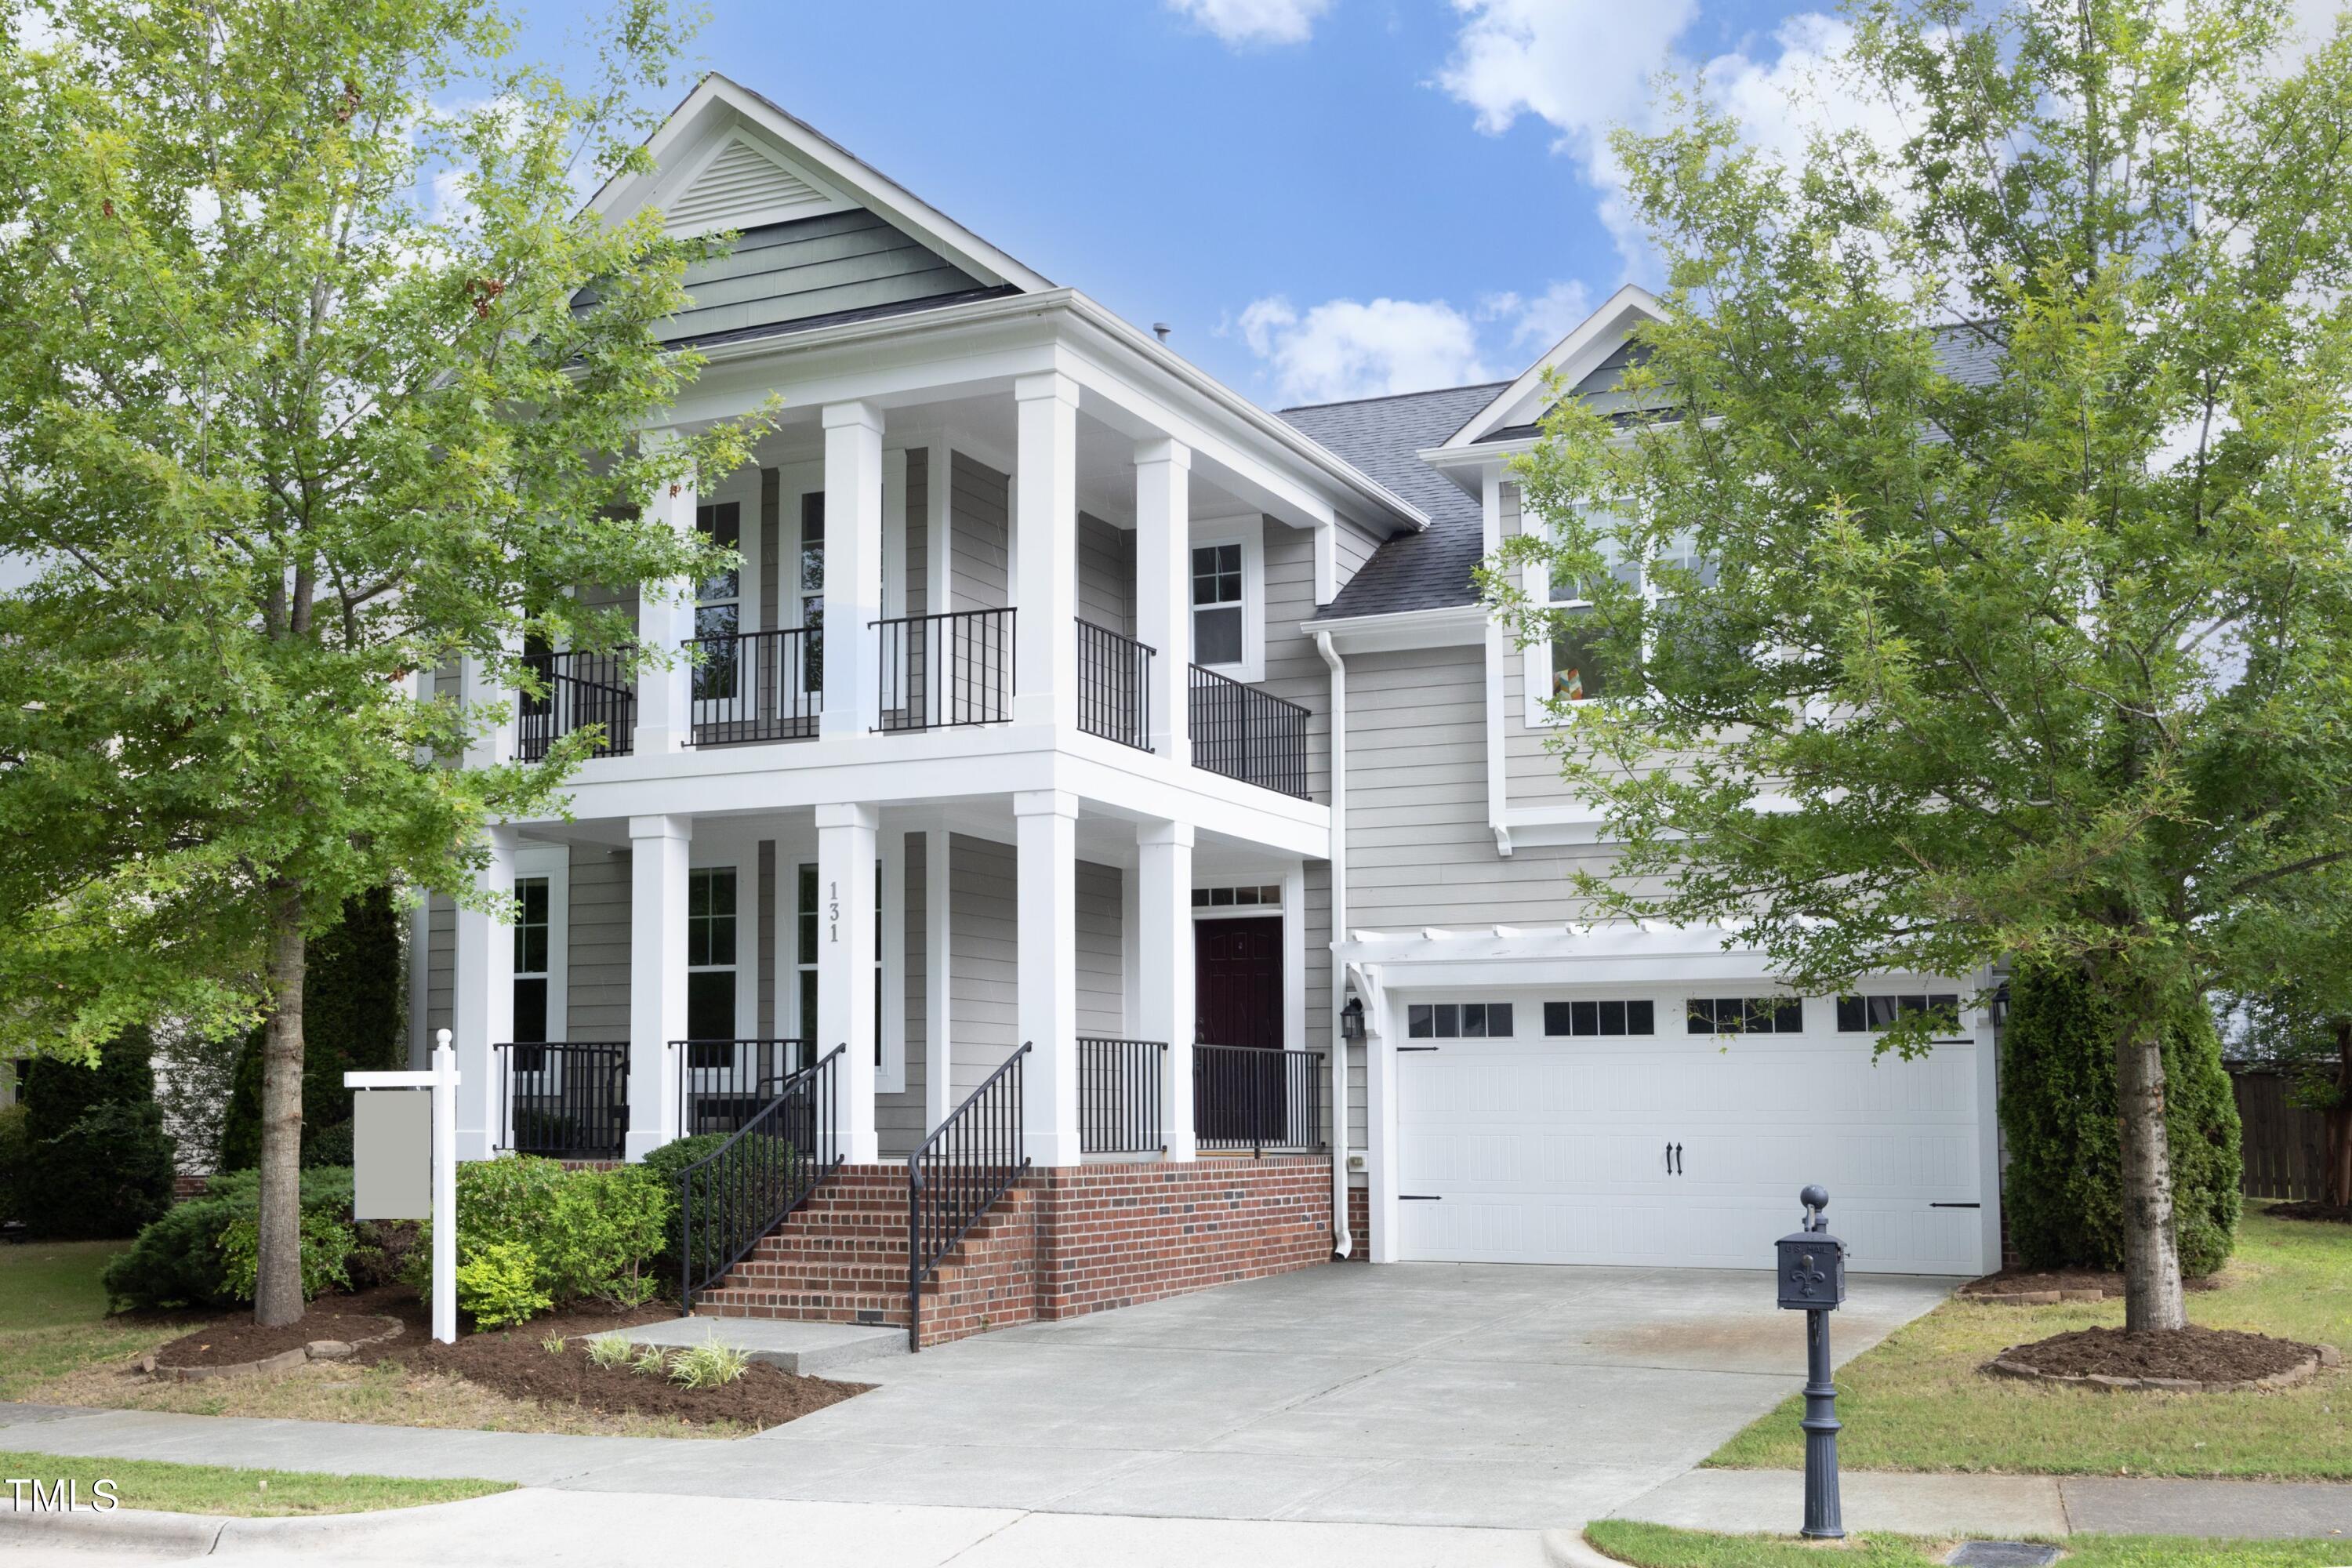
[1279,383,1507,620]
[1443,284,1665,451]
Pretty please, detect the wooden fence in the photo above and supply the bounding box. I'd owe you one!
[2227,1065,2331,1201]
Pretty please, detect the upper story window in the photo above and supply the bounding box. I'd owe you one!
[1527,513,1715,718]
[1192,543,1244,664]
[798,493,825,691]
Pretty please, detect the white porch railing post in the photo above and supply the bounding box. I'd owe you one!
[1139,819,1196,1160]
[1134,438,1191,760]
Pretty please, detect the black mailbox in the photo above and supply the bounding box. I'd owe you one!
[1777,1184,1846,1311]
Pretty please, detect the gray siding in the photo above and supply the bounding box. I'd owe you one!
[903,448,929,619]
[659,210,987,345]
[1332,516,1384,597]
[425,893,454,1043]
[1344,644,1625,927]
[1260,517,1333,802]
[1076,512,1134,637]
[877,833,929,1158]
[568,845,632,1041]
[947,833,1020,1098]
[1076,859,1124,1038]
[949,453,1010,611]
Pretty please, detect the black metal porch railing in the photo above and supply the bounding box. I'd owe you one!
[517,650,635,762]
[1078,1036,1166,1155]
[1194,1044,1326,1156]
[1189,665,1309,799]
[908,1042,1030,1351]
[1076,620,1153,750]
[675,1038,813,1138]
[677,1044,843,1312]
[682,628,818,746]
[498,1042,630,1160]
[875,607,1014,731]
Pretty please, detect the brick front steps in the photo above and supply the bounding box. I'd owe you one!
[694,1154,1334,1348]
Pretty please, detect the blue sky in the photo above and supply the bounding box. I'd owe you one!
[509,0,1842,408]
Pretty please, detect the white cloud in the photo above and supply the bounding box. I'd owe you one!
[1239,294,1491,404]
[1167,0,1334,47]
[1480,278,1595,350]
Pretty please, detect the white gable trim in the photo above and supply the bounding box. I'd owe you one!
[1443,284,1665,450]
[594,74,1051,294]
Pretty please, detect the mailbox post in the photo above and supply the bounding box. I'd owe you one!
[1776,1184,1846,1540]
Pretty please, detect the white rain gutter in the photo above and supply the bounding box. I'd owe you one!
[1315,629,1352,1258]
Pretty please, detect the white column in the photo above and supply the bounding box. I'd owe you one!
[1016,789,1081,1166]
[450,824,516,1161]
[1366,984,1400,1262]
[880,823,909,1094]
[924,828,953,1134]
[816,802,880,1163]
[624,814,691,1160]
[822,402,885,739]
[1014,373,1080,731]
[459,637,519,773]
[1138,820,1196,1160]
[1281,862,1307,1050]
[1971,970,2005,1276]
[635,449,698,757]
[1134,438,1191,759]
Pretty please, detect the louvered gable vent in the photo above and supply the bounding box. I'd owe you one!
[663,136,837,233]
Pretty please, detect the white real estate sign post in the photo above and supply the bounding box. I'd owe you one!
[347,1028,460,1344]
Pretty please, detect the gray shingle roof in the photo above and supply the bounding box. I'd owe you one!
[1278,383,1506,620]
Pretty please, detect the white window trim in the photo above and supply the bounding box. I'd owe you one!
[514,844,569,1044]
[1519,506,1650,728]
[688,844,759,1044]
[1189,517,1264,685]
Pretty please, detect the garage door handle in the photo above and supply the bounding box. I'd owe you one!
[1664,1141,1682,1175]
[1399,1194,1443,1202]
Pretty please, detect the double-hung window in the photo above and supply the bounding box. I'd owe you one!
[798,493,825,694]
[694,503,742,702]
[1541,513,1642,706]
[686,868,738,1063]
[511,877,551,1067]
[1192,543,1245,668]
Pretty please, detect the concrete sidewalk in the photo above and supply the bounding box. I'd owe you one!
[1610,1467,2352,1542]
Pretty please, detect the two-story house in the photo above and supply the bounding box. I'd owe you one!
[414,75,1999,1345]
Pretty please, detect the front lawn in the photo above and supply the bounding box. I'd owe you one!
[0,1241,181,1401]
[1584,1522,2350,1567]
[0,1448,510,1517]
[1709,1207,2352,1479]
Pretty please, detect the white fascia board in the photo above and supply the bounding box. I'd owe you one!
[1417,441,1530,499]
[593,74,1054,294]
[1296,603,1488,653]
[665,290,1429,538]
[1336,924,1966,989]
[1443,284,1665,450]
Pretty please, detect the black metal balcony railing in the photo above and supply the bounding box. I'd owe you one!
[516,650,635,762]
[1076,620,1154,751]
[1194,1044,1326,1156]
[675,1038,814,1138]
[677,1044,842,1312]
[499,1041,630,1160]
[875,608,1015,732]
[1189,665,1309,799]
[1078,1036,1166,1155]
[683,628,818,746]
[909,1042,1031,1351]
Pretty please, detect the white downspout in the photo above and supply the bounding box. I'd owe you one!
[1315,630,1352,1258]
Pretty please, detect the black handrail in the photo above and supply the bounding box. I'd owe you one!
[1194,1044,1326,1156]
[1079,1036,1166,1154]
[874,608,1014,731]
[677,1044,844,1312]
[1189,665,1309,798]
[497,1042,630,1160]
[517,650,635,761]
[1076,619,1154,750]
[674,1037,812,1137]
[907,1042,1031,1351]
[682,628,818,746]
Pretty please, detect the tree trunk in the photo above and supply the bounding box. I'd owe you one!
[254,887,308,1327]
[2327,1020,2352,1212]
[2115,1018,2187,1331]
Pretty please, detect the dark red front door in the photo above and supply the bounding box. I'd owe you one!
[1195,916,1283,1047]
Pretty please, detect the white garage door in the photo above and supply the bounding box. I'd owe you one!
[1396,1024,1984,1276]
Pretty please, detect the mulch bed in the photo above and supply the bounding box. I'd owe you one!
[152,1303,401,1370]
[143,1285,866,1430]
[2266,1200,2352,1225]
[1998,1325,2318,1382]
[1960,1266,2220,1302]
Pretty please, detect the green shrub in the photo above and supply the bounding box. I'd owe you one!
[454,1240,550,1329]
[20,1033,177,1240]
[219,1209,356,1304]
[103,1166,360,1312]
[2002,967,2244,1276]
[301,1120,356,1169]
[347,1219,419,1290]
[415,1155,675,1328]
[643,1131,797,1288]
[669,1341,750,1389]
[0,1101,29,1226]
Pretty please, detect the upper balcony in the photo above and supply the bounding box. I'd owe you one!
[516,610,1311,800]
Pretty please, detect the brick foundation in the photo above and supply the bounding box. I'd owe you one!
[1342,1181,1369,1259]
[697,1153,1338,1348]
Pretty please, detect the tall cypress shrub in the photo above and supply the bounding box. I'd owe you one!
[216,887,405,1170]
[2002,967,2242,1276]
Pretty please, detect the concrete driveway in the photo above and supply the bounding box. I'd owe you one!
[555,1262,1951,1530]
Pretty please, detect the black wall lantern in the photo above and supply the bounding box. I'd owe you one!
[1340,996,1366,1043]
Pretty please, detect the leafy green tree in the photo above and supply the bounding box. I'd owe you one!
[2220,895,2352,1207]
[1492,0,2352,1330]
[0,0,770,1323]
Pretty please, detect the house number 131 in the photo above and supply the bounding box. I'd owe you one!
[828,881,839,942]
